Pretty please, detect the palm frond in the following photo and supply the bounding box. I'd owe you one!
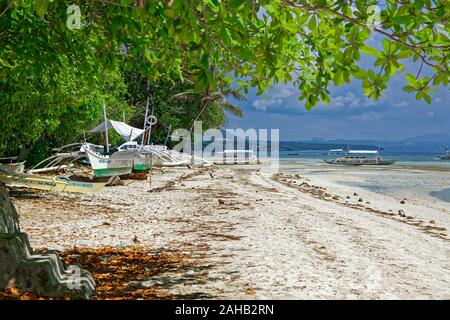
[220,87,247,101]
[220,101,244,117]
[170,90,198,103]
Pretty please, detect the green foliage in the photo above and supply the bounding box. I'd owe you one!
[124,70,240,147]
[2,0,448,107]
[0,0,449,160]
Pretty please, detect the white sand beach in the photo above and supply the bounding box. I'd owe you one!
[9,164,450,299]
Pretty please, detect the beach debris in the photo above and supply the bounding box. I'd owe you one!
[209,173,214,179]
[102,222,111,226]
[358,198,363,202]
[122,172,148,180]
[354,192,358,196]
[400,199,406,204]
[133,235,140,244]
[430,219,436,224]
[218,199,225,205]
[398,210,406,217]
[244,284,256,295]
[346,196,350,199]
[58,246,190,300]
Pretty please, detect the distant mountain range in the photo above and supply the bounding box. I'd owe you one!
[280,133,450,152]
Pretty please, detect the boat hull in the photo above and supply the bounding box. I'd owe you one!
[133,153,151,171]
[0,162,25,174]
[0,171,105,193]
[83,144,134,177]
[324,159,396,166]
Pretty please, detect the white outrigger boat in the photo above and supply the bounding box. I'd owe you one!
[324,149,396,166]
[89,103,194,171]
[439,149,450,160]
[84,103,149,177]
[28,143,85,174]
[0,157,25,174]
[82,142,136,178]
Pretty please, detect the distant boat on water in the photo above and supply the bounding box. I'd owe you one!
[324,148,396,166]
[439,149,450,160]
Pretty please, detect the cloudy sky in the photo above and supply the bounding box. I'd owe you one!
[226,40,449,141]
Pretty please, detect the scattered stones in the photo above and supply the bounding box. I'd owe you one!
[218,199,225,205]
[400,199,406,204]
[354,192,358,196]
[358,198,363,202]
[346,196,351,199]
[106,176,122,186]
[430,219,436,224]
[398,210,406,217]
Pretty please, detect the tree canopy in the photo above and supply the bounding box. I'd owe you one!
[0,0,449,159]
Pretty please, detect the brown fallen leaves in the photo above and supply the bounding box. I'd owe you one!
[61,246,188,300]
[0,246,190,300]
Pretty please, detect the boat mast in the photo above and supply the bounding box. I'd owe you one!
[141,97,149,147]
[147,99,155,146]
[164,124,172,147]
[103,100,109,154]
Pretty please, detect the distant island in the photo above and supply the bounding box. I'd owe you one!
[279,142,380,152]
[279,133,450,153]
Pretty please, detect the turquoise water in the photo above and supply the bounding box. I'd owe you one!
[429,189,450,203]
[277,150,450,170]
[275,150,450,204]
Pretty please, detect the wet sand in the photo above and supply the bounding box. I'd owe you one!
[9,164,450,299]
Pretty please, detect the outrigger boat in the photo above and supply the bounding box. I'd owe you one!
[439,149,450,160]
[28,143,85,174]
[324,149,395,166]
[82,142,136,178]
[84,103,140,177]
[0,156,25,174]
[0,168,105,193]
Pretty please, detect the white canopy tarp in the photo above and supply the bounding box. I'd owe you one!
[91,120,144,142]
[348,150,378,154]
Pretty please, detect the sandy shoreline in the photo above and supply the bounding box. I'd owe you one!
[9,164,450,299]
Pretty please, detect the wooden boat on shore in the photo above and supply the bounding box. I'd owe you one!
[82,143,135,178]
[0,162,25,174]
[0,169,106,193]
[0,156,25,174]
